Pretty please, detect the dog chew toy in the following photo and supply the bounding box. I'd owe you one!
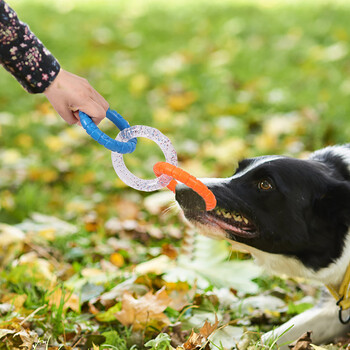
[153,162,216,211]
[80,108,216,211]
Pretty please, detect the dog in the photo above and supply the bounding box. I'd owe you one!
[175,144,350,346]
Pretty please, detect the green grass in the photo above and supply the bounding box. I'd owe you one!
[1,0,350,349]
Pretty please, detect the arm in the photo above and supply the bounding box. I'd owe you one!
[0,0,60,93]
[0,1,108,124]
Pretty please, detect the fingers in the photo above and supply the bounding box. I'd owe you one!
[78,97,107,126]
[43,68,109,126]
[92,89,109,112]
[55,107,79,125]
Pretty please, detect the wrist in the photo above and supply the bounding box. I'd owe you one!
[43,68,63,96]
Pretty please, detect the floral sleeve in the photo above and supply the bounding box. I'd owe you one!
[0,0,60,93]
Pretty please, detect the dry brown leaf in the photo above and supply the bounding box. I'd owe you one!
[182,316,219,350]
[115,288,171,331]
[15,329,38,349]
[199,315,219,339]
[161,243,178,260]
[183,330,203,350]
[115,199,139,220]
[289,332,313,350]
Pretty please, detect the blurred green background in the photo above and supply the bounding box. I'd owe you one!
[2,1,350,348]
[1,0,350,223]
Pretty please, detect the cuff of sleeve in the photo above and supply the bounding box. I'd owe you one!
[22,54,61,94]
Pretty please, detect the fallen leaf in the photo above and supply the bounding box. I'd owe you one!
[289,332,313,350]
[198,315,219,339]
[211,325,244,349]
[310,345,328,350]
[96,303,121,322]
[134,255,173,275]
[0,329,15,339]
[161,243,178,260]
[166,281,195,311]
[1,294,27,313]
[15,329,39,349]
[0,224,25,266]
[115,288,172,331]
[48,288,80,313]
[110,253,125,268]
[167,91,197,111]
[145,333,171,349]
[183,330,203,350]
[182,316,219,350]
[16,252,56,287]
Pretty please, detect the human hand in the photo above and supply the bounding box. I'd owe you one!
[43,69,109,125]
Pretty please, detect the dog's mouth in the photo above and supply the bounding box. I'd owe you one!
[200,207,258,238]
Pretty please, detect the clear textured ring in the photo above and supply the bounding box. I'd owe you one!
[111,125,178,191]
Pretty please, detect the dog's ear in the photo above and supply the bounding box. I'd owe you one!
[315,180,350,223]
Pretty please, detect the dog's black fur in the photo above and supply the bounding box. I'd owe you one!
[175,145,350,346]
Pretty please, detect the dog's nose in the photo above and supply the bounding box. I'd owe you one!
[175,183,206,211]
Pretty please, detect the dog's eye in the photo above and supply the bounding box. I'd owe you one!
[258,179,273,191]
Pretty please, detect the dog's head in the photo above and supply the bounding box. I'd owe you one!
[176,154,350,272]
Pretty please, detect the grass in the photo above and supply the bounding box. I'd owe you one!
[1,0,350,349]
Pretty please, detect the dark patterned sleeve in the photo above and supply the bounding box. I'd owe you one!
[0,0,60,93]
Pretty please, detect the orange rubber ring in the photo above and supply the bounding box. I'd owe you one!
[153,162,216,211]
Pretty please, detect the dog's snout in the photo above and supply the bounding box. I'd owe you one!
[175,183,206,211]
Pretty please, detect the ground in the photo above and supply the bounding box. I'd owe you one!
[1,0,350,349]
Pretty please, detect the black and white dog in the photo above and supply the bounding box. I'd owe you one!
[175,145,350,346]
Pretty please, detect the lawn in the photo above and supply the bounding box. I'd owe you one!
[1,0,350,349]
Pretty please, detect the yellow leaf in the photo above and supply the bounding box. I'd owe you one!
[45,136,65,152]
[28,168,58,183]
[134,255,172,275]
[48,288,80,313]
[17,252,57,287]
[1,293,27,311]
[167,91,196,111]
[153,107,173,124]
[15,134,33,148]
[0,224,25,265]
[92,343,100,350]
[165,281,195,311]
[110,253,125,268]
[38,228,56,241]
[201,139,247,164]
[115,288,171,331]
[80,171,96,184]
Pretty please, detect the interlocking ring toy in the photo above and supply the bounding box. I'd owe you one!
[80,108,216,211]
[153,162,216,211]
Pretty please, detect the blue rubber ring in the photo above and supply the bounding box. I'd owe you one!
[79,108,137,154]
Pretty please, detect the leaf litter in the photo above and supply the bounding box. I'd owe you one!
[2,0,350,349]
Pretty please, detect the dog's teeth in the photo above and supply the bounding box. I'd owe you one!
[233,214,242,222]
[243,217,249,225]
[224,212,232,219]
